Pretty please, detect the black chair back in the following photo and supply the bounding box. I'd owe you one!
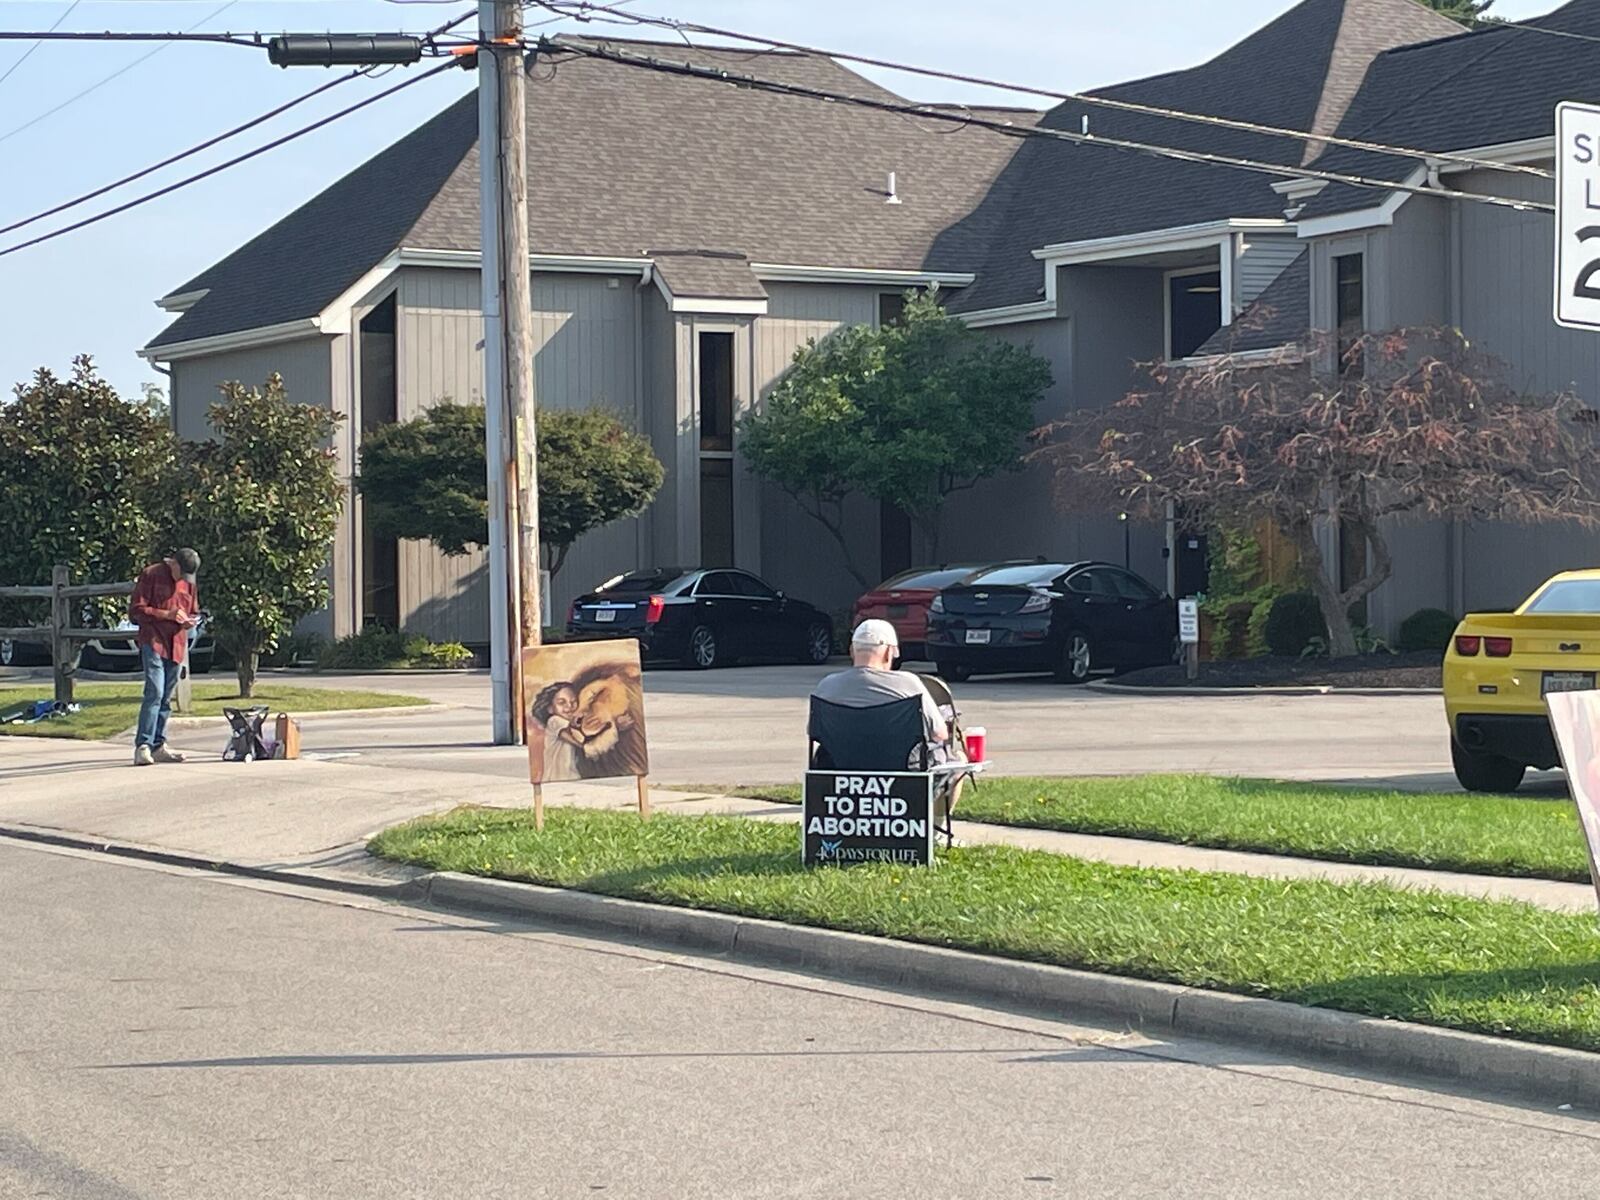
[808,695,927,772]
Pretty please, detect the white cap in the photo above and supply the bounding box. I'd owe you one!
[851,619,900,650]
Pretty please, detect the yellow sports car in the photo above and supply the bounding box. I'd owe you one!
[1444,569,1600,791]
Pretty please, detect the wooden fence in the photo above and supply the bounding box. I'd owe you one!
[0,565,135,703]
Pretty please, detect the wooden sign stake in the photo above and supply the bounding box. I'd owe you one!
[532,782,545,831]
[636,775,651,820]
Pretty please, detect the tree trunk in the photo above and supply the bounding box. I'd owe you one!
[795,495,872,591]
[1287,520,1359,658]
[914,509,942,565]
[236,649,259,699]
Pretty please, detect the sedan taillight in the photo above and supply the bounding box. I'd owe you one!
[929,594,945,614]
[1485,636,1514,658]
[1020,590,1053,614]
[1454,635,1481,656]
[569,603,581,624]
[645,595,665,625]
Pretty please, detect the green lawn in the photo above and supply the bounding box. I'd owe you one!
[371,806,1600,1052]
[0,682,427,740]
[703,775,1590,884]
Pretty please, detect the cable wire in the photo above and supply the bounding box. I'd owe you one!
[0,57,460,260]
[0,67,368,240]
[0,0,83,89]
[547,38,1552,215]
[526,0,1554,181]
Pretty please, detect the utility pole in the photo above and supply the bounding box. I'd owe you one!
[478,0,520,744]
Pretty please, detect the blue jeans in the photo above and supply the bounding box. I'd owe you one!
[136,645,181,749]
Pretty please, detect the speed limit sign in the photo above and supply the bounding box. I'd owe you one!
[1555,101,1600,331]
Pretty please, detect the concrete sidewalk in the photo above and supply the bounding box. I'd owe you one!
[1,733,1591,912]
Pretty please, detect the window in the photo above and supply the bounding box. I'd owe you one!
[1072,568,1121,597]
[358,294,399,629]
[698,332,734,452]
[1335,252,1364,375]
[1168,270,1222,360]
[730,571,777,600]
[696,570,739,596]
[1526,580,1600,614]
[878,292,906,327]
[699,458,735,568]
[973,564,1070,587]
[1108,569,1161,601]
[598,569,694,595]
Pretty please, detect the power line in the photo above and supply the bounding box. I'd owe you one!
[526,0,1554,181]
[0,30,258,47]
[0,0,83,89]
[547,38,1553,215]
[0,0,240,146]
[0,57,461,260]
[0,68,367,240]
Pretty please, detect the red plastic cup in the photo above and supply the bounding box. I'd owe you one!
[964,726,986,763]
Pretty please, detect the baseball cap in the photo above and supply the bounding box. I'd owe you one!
[174,547,201,584]
[851,618,899,650]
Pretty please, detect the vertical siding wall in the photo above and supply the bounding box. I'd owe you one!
[1236,235,1304,307]
[392,266,647,642]
[752,283,882,612]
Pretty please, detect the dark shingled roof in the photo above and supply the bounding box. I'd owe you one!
[942,0,1461,313]
[1193,249,1310,355]
[149,38,1039,350]
[1302,1,1600,219]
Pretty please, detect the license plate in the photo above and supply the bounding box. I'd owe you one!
[596,609,617,623]
[1542,671,1594,694]
[965,629,991,645]
[887,605,908,618]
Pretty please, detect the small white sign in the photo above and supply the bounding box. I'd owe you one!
[1178,599,1200,645]
[1555,102,1600,331]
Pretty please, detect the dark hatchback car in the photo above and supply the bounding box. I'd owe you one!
[926,561,1177,683]
[566,568,834,669]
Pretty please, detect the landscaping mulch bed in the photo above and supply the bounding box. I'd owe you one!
[1117,651,1441,690]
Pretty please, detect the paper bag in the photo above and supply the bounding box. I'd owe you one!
[273,712,301,760]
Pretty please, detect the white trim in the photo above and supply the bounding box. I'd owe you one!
[316,250,403,336]
[1031,219,1288,264]
[749,262,974,287]
[397,247,654,274]
[1432,135,1553,171]
[155,288,208,313]
[1177,344,1306,367]
[1295,167,1424,238]
[139,317,324,362]
[957,300,1057,327]
[1270,177,1329,201]
[652,269,768,315]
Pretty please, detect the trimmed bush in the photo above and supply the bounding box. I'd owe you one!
[1264,592,1328,657]
[1398,608,1458,654]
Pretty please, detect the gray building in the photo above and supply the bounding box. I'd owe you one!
[144,0,1600,644]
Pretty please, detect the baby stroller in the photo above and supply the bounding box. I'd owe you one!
[221,706,271,762]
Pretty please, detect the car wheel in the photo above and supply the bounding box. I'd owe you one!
[1451,739,1526,793]
[935,661,971,684]
[685,624,720,670]
[801,622,832,666]
[1055,630,1094,685]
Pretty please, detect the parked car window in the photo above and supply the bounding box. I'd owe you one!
[696,571,740,597]
[1069,568,1120,597]
[878,566,985,591]
[1107,570,1162,601]
[598,569,692,595]
[1525,580,1600,613]
[730,572,778,600]
[971,564,1069,587]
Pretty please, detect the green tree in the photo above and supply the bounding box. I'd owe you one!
[1419,0,1494,23]
[739,290,1051,586]
[357,403,664,581]
[0,357,175,633]
[163,374,343,697]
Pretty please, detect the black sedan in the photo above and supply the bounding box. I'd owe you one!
[566,568,834,669]
[926,561,1176,683]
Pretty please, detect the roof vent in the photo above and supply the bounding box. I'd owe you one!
[886,171,901,205]
[1081,114,1090,136]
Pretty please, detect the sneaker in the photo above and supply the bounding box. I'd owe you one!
[133,745,154,767]
[152,745,186,764]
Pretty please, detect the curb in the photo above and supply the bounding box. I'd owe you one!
[1089,680,1441,698]
[416,870,1600,1107]
[161,701,447,730]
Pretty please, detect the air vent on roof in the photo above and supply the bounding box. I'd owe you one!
[886,171,901,205]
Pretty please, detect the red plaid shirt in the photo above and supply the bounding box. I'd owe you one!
[129,562,196,664]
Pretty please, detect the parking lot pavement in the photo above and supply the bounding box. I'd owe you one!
[146,663,1465,791]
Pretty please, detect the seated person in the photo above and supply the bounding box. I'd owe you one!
[811,619,967,825]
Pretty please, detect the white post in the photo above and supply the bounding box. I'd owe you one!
[480,0,518,744]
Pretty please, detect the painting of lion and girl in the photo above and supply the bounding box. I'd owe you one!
[523,640,650,785]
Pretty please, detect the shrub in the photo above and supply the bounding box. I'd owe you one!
[418,641,474,668]
[1265,592,1328,657]
[318,627,412,670]
[259,632,326,668]
[1398,607,1458,654]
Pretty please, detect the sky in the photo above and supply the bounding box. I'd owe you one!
[0,0,1565,399]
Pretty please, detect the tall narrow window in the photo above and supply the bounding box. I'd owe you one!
[698,332,734,452]
[1335,253,1364,376]
[878,292,906,327]
[699,458,735,568]
[1168,271,1222,360]
[359,295,399,629]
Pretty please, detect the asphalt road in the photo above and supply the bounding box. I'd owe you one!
[6,839,1600,1199]
[194,664,1488,791]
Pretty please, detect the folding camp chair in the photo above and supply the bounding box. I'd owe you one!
[222,706,271,762]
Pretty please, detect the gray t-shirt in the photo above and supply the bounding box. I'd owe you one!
[811,667,947,742]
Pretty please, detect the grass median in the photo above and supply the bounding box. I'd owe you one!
[371,805,1600,1052]
[705,775,1590,884]
[0,682,427,741]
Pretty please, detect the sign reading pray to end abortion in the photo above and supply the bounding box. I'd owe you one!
[801,771,934,867]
